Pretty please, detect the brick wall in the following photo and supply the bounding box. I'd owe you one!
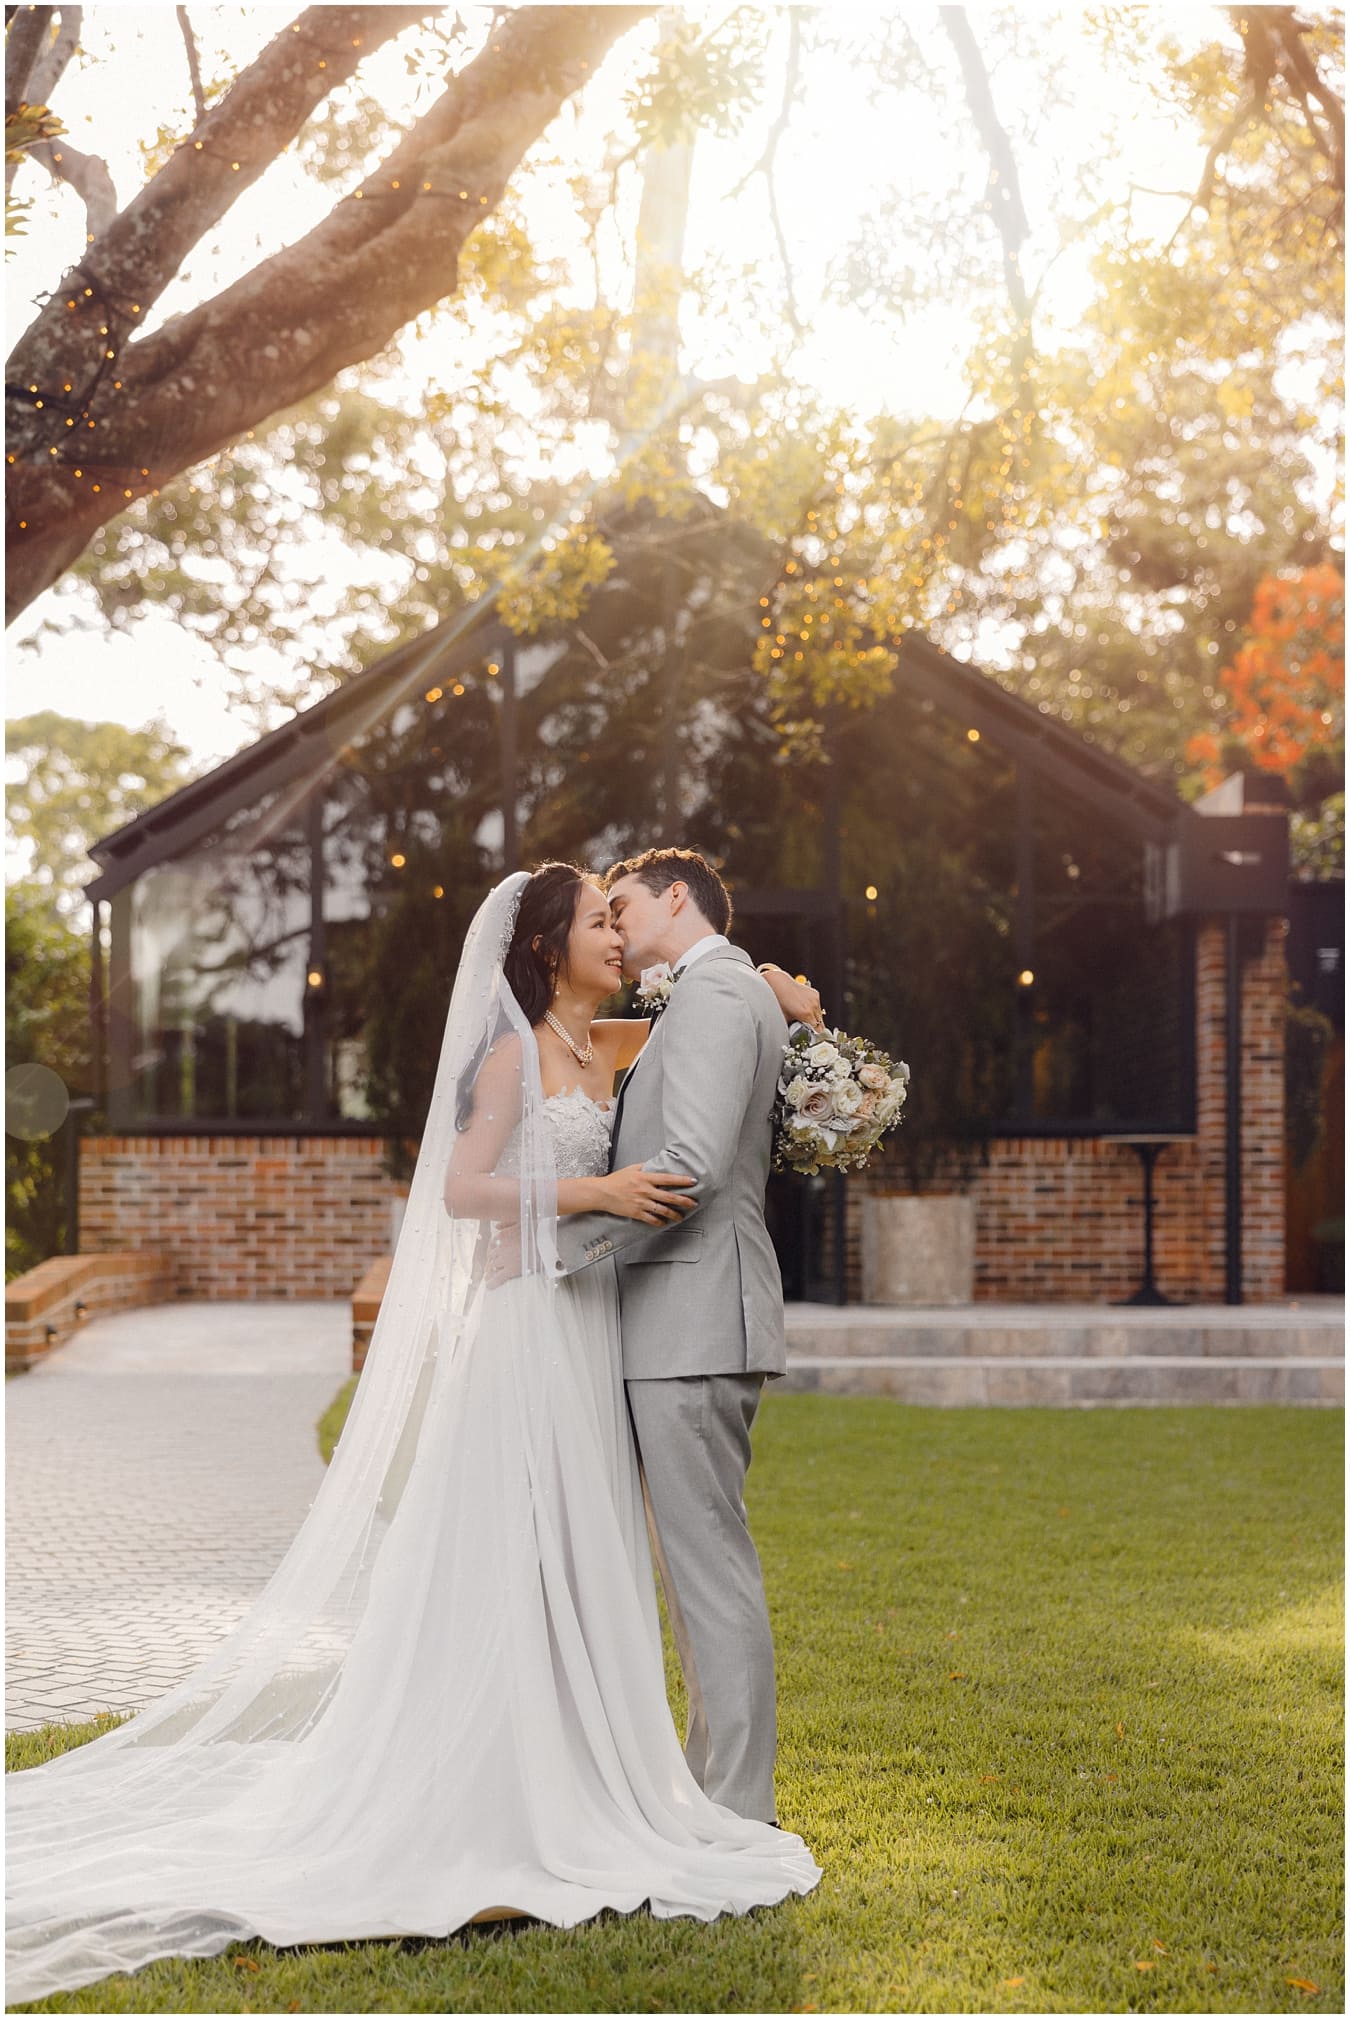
[842,913,1288,1304]
[80,912,1288,1305]
[78,1136,396,1299]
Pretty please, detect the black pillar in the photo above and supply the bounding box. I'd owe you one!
[304,793,327,1122]
[659,553,681,843]
[1014,761,1035,1120]
[499,638,519,873]
[88,898,105,1111]
[1224,910,1243,1306]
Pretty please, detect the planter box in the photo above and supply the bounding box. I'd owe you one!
[861,1193,975,1306]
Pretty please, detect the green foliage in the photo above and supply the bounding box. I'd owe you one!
[5,887,90,1279]
[10,1402,1343,2014]
[625,15,767,148]
[5,713,198,903]
[1285,1001,1337,1175]
[5,102,64,247]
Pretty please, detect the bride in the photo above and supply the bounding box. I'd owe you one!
[6,863,822,2004]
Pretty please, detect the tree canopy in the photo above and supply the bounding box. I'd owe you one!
[6,4,1344,869]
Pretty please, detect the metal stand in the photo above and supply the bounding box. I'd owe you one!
[1113,1134,1187,1306]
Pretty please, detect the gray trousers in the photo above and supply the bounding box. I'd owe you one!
[625,1373,778,1824]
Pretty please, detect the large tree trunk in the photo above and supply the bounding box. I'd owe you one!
[5,4,651,624]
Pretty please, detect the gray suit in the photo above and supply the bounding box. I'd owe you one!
[554,944,787,1821]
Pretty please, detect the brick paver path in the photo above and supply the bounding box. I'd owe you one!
[5,1301,350,1733]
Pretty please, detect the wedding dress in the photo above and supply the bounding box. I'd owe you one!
[5,874,821,2005]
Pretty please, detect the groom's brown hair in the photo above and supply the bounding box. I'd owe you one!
[604,847,732,936]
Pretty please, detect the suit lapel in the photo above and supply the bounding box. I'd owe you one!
[607,947,753,1166]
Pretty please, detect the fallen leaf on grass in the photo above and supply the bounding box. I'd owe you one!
[1058,1505,1070,1518]
[1287,1978,1320,1994]
[948,1671,967,1680]
[980,1773,1001,1782]
[1116,1721,1125,1738]
[234,1956,260,1973]
[1134,1960,1155,1971]
[1205,1964,1218,1974]
[1152,1939,1168,1953]
[1000,1976,1025,1988]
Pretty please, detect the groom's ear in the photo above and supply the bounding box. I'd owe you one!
[667,879,689,916]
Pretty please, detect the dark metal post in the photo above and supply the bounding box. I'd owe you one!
[62,1097,95,1255]
[305,793,327,1122]
[821,711,847,1304]
[499,638,518,872]
[88,899,106,1110]
[106,887,134,1129]
[1014,762,1035,1120]
[1224,910,1243,1305]
[659,554,681,843]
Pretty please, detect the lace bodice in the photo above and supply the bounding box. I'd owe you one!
[498,1087,615,1180]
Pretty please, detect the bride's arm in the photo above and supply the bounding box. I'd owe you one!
[758,964,825,1028]
[443,1041,526,1220]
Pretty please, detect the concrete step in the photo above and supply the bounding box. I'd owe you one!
[780,1300,1345,1406]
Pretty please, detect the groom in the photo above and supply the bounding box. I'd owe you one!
[554,847,811,1826]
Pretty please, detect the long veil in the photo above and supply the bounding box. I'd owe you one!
[5,872,563,1996]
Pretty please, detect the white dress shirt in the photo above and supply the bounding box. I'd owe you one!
[673,932,730,977]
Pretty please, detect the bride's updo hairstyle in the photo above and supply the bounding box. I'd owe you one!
[503,861,590,1024]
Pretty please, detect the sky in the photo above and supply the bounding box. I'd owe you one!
[4,2,1268,794]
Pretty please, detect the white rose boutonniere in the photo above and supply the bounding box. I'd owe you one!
[634,962,676,1016]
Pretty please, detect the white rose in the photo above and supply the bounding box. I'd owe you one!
[834,1080,865,1116]
[805,1041,839,1067]
[858,1062,889,1092]
[784,1075,813,1110]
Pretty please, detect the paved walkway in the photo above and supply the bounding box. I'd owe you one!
[5,1301,349,1733]
[6,1295,1343,1731]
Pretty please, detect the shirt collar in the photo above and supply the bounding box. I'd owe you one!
[673,932,730,977]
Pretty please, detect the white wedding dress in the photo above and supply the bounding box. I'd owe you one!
[6,881,821,2005]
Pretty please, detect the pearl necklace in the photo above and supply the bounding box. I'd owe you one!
[543,1008,594,1067]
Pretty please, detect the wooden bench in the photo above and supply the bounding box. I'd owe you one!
[351,1254,391,1373]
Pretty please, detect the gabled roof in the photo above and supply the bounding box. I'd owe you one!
[85,594,1188,905]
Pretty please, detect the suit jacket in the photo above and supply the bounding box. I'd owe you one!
[552,944,788,1380]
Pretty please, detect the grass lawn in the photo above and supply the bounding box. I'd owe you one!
[7,1398,1342,2014]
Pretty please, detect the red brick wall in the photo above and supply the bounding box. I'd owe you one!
[80,912,1288,1304]
[79,1136,396,1299]
[843,912,1288,1304]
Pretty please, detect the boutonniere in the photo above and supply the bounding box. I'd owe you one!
[634,962,677,1016]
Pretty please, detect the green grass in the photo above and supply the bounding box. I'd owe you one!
[8,1399,1342,2014]
[316,1375,358,1466]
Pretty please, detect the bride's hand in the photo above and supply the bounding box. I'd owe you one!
[598,1165,698,1225]
[759,964,826,1030]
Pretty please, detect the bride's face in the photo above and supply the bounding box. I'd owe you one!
[563,881,625,1001]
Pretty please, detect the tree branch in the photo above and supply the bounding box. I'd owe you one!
[5,3,52,115]
[27,131,116,234]
[175,5,206,125]
[6,3,654,622]
[9,4,431,404]
[939,6,1030,325]
[729,8,802,336]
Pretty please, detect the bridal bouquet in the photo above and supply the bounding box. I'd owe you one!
[773,1026,910,1176]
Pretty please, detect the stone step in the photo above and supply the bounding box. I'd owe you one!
[784,1300,1344,1361]
[779,1355,1344,1407]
